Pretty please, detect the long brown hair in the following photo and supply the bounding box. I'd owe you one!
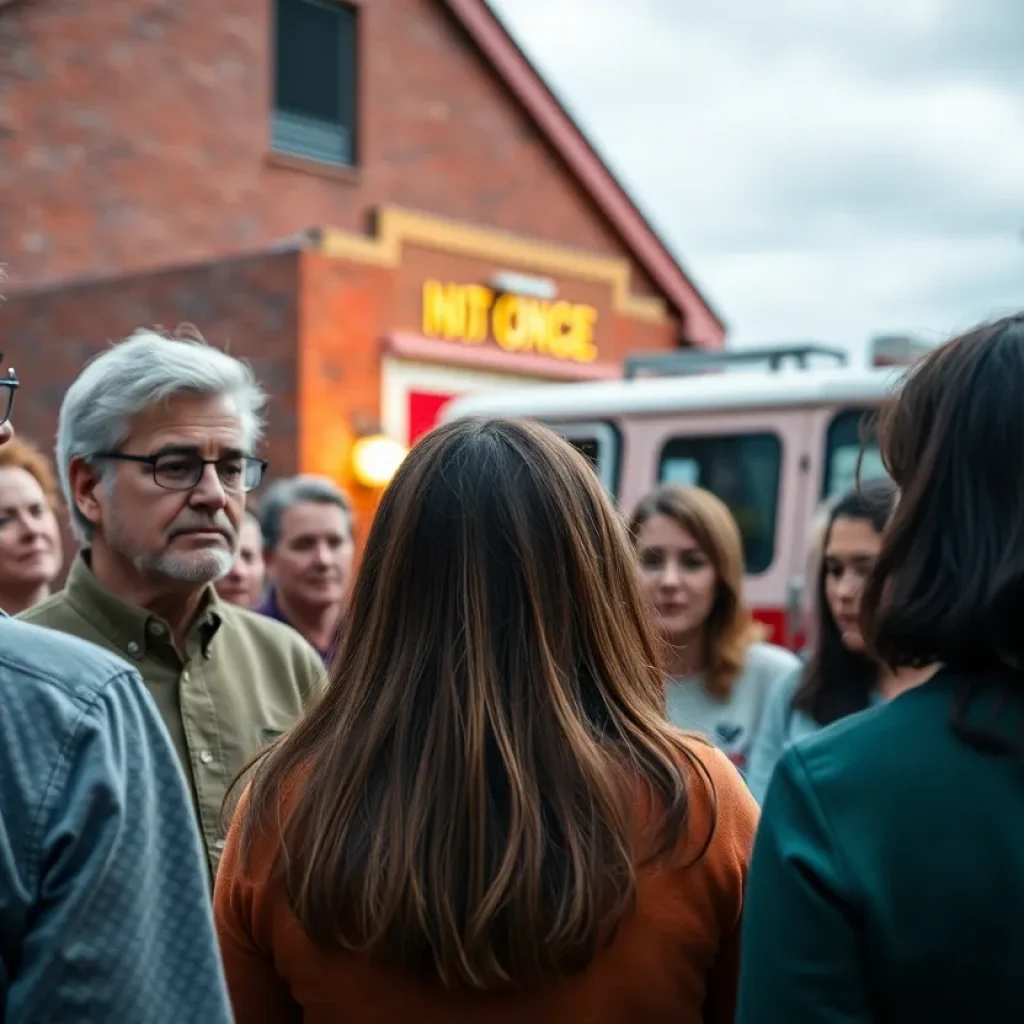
[237,418,709,991]
[630,484,759,698]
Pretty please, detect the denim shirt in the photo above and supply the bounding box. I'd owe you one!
[0,617,233,1022]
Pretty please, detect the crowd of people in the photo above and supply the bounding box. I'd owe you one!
[1,312,1023,1021]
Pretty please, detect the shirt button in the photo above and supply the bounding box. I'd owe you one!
[213,839,225,851]
[126,641,140,656]
[182,669,190,683]
[148,622,166,637]
[200,749,215,764]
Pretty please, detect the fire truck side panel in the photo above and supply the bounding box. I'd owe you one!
[441,368,902,651]
[614,408,814,647]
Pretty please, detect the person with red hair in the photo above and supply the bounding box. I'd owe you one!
[0,435,63,613]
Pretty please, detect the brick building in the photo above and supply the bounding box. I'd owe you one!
[0,0,725,538]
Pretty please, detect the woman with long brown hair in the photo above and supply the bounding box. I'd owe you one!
[631,484,799,775]
[215,418,757,1023]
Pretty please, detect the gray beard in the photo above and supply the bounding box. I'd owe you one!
[101,476,238,585]
[105,508,236,585]
[140,547,234,584]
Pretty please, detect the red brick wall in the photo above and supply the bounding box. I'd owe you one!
[0,250,302,573]
[0,0,661,300]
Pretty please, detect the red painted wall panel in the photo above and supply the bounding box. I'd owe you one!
[408,390,456,446]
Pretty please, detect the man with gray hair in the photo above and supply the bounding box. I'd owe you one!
[256,475,353,661]
[0,341,232,1019]
[21,329,324,875]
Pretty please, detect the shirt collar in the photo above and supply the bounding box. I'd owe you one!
[64,552,223,661]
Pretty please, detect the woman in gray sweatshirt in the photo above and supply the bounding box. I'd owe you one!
[630,484,799,777]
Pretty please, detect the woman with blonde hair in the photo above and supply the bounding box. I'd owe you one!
[215,418,758,1023]
[631,484,799,774]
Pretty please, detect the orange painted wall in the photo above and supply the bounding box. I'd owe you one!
[297,251,394,553]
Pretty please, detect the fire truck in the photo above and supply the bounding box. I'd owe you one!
[442,339,924,649]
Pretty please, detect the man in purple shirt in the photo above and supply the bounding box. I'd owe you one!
[256,475,353,661]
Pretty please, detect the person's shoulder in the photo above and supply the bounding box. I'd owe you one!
[779,674,948,806]
[649,733,759,941]
[218,604,324,678]
[680,733,757,798]
[18,589,79,628]
[669,732,759,856]
[0,617,135,704]
[729,643,801,704]
[766,661,804,707]
[220,602,313,650]
[745,641,802,677]
[0,621,142,801]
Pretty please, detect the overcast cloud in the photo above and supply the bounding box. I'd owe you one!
[488,0,1024,359]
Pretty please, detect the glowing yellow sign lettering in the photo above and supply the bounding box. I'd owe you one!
[464,285,493,344]
[420,281,599,364]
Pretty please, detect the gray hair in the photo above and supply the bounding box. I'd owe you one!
[259,475,352,552]
[57,328,267,541]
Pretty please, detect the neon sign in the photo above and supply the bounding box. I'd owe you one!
[421,280,599,364]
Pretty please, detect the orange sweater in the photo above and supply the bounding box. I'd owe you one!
[214,741,758,1024]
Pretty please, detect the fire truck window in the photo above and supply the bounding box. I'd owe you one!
[551,423,621,499]
[658,433,781,575]
[568,437,601,469]
[824,409,888,499]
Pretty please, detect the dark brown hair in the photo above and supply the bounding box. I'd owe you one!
[862,313,1024,677]
[794,479,897,725]
[0,436,60,510]
[630,484,760,698]
[237,418,709,991]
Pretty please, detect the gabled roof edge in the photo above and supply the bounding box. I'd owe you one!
[440,0,727,346]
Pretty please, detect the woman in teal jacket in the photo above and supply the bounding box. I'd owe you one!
[738,313,1024,1022]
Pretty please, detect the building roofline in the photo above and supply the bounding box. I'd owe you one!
[0,237,312,300]
[441,0,726,346]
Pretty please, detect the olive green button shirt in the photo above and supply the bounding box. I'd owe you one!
[19,554,325,876]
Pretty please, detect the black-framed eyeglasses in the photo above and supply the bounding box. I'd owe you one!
[90,450,267,493]
[0,356,19,427]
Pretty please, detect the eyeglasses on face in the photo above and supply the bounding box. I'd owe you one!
[89,450,268,493]
[0,356,19,427]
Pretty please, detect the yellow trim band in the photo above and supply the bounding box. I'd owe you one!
[318,206,667,325]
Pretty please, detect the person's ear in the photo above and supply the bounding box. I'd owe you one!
[68,456,106,532]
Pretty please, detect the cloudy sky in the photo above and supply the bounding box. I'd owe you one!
[488,0,1024,360]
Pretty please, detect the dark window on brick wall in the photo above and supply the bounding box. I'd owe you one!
[273,0,358,167]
